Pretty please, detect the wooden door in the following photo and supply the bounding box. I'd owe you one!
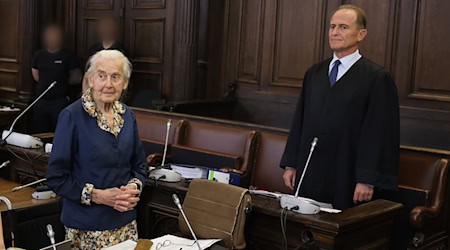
[123,0,175,100]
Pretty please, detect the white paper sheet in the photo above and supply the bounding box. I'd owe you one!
[150,234,221,250]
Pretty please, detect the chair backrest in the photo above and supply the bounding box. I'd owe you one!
[251,132,292,194]
[179,179,251,249]
[176,121,257,173]
[398,151,444,192]
[134,112,185,144]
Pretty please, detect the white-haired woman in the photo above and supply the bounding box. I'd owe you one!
[47,50,147,249]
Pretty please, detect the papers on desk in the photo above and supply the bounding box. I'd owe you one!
[150,235,221,250]
[0,106,20,112]
[170,164,208,179]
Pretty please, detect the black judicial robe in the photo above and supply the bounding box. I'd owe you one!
[280,57,400,209]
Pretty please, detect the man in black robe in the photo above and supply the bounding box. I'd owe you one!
[280,4,399,209]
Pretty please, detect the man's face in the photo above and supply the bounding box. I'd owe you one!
[328,9,367,55]
[99,19,117,41]
[44,27,63,50]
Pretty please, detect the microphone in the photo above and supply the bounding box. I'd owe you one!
[0,196,15,247]
[161,119,172,166]
[46,224,56,250]
[172,194,202,250]
[280,137,321,214]
[1,81,57,148]
[0,196,12,211]
[11,178,47,192]
[294,137,318,197]
[0,160,10,169]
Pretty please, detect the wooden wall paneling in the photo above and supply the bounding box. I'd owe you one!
[205,0,229,99]
[124,0,175,101]
[195,0,209,99]
[0,0,22,102]
[171,0,200,101]
[409,0,450,102]
[56,0,77,51]
[270,0,326,88]
[346,0,398,71]
[0,0,42,105]
[236,0,264,85]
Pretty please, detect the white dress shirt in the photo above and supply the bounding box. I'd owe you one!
[329,50,362,82]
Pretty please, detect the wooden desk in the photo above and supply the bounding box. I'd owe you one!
[0,179,57,212]
[139,180,403,250]
[0,145,48,184]
[0,147,404,249]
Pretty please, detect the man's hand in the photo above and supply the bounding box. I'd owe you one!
[353,183,374,204]
[283,168,297,190]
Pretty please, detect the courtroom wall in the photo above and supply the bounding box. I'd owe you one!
[215,0,450,150]
[1,0,449,150]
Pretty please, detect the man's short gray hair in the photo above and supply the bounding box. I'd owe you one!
[86,50,132,81]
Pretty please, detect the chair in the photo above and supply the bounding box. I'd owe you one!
[250,132,292,194]
[134,111,186,166]
[173,121,257,186]
[394,150,449,249]
[178,179,251,249]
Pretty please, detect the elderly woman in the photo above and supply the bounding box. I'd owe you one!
[47,50,147,249]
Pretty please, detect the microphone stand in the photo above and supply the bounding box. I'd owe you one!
[161,119,172,167]
[279,137,321,215]
[294,137,318,197]
[1,81,57,146]
[11,178,46,192]
[0,160,10,169]
[172,194,202,250]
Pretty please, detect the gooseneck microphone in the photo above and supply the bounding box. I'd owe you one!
[11,178,47,192]
[0,196,15,247]
[0,160,10,169]
[294,137,318,198]
[0,81,56,148]
[172,194,202,250]
[161,119,172,166]
[46,224,56,250]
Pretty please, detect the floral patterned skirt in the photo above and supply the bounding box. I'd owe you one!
[65,220,138,250]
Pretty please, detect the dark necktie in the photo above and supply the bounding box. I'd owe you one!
[329,60,341,87]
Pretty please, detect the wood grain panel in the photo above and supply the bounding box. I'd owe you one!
[83,18,101,56]
[130,18,165,63]
[236,0,264,84]
[272,0,325,87]
[130,70,162,93]
[347,0,397,70]
[410,0,450,102]
[84,0,114,10]
[132,0,165,9]
[0,0,20,62]
[0,69,18,92]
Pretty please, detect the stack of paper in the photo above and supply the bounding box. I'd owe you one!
[170,164,208,179]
